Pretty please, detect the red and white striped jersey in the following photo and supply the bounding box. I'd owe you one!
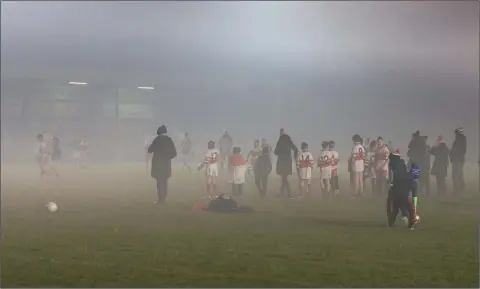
[318,150,334,168]
[204,148,220,165]
[330,150,340,169]
[375,145,390,171]
[297,151,314,169]
[352,143,366,161]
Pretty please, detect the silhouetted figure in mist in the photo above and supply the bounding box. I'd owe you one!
[148,125,177,204]
[218,130,233,170]
[450,127,467,194]
[419,136,431,196]
[387,152,418,230]
[180,133,193,173]
[274,128,298,198]
[254,146,273,197]
[407,131,429,195]
[51,136,62,163]
[430,136,450,196]
[50,135,61,177]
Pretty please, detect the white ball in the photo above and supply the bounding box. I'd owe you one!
[46,202,58,212]
[414,214,420,222]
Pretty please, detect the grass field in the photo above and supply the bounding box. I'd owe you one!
[1,164,479,287]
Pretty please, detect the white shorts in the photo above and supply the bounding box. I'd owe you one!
[73,151,80,159]
[298,167,312,180]
[206,165,219,178]
[353,160,364,172]
[320,166,332,179]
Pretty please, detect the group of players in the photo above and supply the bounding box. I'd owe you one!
[35,133,89,178]
[179,133,397,201]
[35,128,419,229]
[176,131,418,229]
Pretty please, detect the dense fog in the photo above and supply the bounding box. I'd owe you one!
[1,1,478,164]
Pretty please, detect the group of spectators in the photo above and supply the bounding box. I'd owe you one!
[407,128,467,196]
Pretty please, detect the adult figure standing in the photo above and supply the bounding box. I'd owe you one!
[430,136,450,196]
[407,131,422,166]
[419,136,431,196]
[407,130,429,195]
[218,130,233,170]
[274,128,298,198]
[450,127,467,194]
[148,125,177,204]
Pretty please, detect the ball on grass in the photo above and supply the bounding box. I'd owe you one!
[46,202,58,212]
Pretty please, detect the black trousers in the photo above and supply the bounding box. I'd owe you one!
[418,175,430,196]
[232,183,243,197]
[255,174,268,197]
[451,161,465,194]
[435,175,446,196]
[386,189,414,228]
[156,177,169,203]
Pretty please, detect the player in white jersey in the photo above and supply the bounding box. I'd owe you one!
[145,135,155,172]
[365,140,377,194]
[180,133,193,173]
[328,141,340,195]
[351,134,366,196]
[247,139,262,179]
[374,137,390,195]
[198,140,220,199]
[318,141,334,196]
[36,133,52,178]
[78,136,89,169]
[296,142,314,198]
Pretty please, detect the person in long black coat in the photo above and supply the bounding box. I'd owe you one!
[430,136,450,196]
[148,125,177,204]
[274,128,298,198]
[450,127,467,194]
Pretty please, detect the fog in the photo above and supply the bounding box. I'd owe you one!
[1,1,479,163]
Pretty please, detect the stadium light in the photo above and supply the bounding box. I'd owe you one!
[137,86,155,90]
[68,81,88,85]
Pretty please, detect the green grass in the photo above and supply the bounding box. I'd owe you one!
[1,164,479,287]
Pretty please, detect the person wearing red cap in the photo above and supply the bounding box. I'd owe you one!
[430,136,450,196]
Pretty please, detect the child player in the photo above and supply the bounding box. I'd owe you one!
[366,140,377,195]
[254,146,272,197]
[296,142,314,198]
[375,137,390,195]
[351,134,366,197]
[229,147,247,197]
[247,139,262,179]
[328,141,340,195]
[318,141,333,196]
[36,133,51,179]
[78,136,89,169]
[145,135,155,172]
[198,141,220,199]
[387,150,419,230]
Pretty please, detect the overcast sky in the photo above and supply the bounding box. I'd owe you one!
[1,1,479,156]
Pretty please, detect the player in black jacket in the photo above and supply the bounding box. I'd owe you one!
[254,146,273,197]
[387,152,419,230]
